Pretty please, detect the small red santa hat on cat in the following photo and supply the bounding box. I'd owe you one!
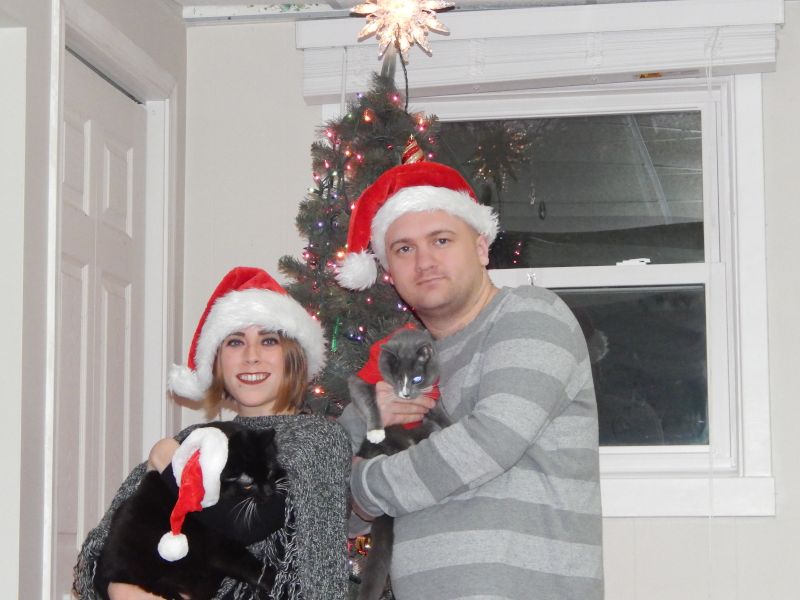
[167,266,327,401]
[335,161,499,291]
[158,426,229,561]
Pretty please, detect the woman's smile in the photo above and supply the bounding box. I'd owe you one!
[237,372,270,384]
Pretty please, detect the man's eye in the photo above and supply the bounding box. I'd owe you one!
[435,238,450,246]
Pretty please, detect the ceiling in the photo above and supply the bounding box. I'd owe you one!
[170,0,667,21]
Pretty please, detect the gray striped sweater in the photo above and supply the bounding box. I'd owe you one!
[341,285,604,600]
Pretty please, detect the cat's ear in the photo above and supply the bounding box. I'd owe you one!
[379,348,399,371]
[381,344,399,358]
[417,343,434,363]
[259,428,276,446]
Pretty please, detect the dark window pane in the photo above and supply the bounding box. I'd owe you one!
[557,286,708,446]
[436,113,704,268]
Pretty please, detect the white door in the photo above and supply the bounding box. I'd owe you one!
[53,52,148,599]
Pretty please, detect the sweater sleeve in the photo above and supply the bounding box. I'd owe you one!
[337,402,367,453]
[350,295,589,517]
[72,462,149,599]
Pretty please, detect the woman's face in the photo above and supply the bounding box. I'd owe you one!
[218,325,286,416]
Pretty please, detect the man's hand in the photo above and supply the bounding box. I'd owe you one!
[375,380,435,427]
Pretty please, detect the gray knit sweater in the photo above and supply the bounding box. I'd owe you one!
[73,414,351,600]
[341,285,604,600]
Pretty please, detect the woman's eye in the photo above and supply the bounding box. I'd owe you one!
[262,336,279,345]
[226,338,242,347]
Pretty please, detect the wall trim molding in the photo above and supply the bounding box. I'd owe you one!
[296,0,783,104]
[64,0,175,101]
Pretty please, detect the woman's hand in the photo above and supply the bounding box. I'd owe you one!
[146,437,179,473]
[375,381,435,427]
[108,582,167,599]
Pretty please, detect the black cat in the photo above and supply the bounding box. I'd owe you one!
[95,421,286,600]
[348,327,449,600]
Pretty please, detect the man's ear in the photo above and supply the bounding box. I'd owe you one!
[476,234,490,267]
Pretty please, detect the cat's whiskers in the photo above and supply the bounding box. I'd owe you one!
[231,496,253,525]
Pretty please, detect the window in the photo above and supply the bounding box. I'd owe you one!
[436,107,711,449]
[310,0,778,517]
[413,75,773,516]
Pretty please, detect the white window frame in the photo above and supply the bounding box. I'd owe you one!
[428,81,730,469]
[309,0,778,518]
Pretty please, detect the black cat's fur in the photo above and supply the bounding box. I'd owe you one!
[348,327,449,600]
[95,421,286,600]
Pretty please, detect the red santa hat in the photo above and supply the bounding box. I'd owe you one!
[335,162,499,291]
[158,426,229,561]
[167,266,326,401]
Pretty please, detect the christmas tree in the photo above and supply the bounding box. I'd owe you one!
[278,72,440,417]
[278,69,533,599]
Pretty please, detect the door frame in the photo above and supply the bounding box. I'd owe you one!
[43,1,180,595]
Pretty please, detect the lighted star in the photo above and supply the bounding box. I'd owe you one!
[351,0,454,61]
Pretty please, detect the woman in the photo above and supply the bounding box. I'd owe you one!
[73,266,350,600]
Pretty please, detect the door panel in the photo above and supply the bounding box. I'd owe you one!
[54,52,147,599]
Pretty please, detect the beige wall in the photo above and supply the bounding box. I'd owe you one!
[182,4,800,598]
[0,0,186,597]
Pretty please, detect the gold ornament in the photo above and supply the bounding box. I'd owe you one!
[351,0,454,62]
[402,136,425,164]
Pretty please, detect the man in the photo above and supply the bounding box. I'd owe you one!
[336,161,604,600]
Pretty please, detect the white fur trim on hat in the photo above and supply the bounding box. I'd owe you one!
[171,426,229,507]
[167,288,327,401]
[370,186,499,268]
[335,250,379,291]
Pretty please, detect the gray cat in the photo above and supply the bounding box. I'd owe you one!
[348,327,450,600]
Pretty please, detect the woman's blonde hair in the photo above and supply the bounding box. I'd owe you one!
[203,333,309,419]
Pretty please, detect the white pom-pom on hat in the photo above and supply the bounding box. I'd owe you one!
[335,250,380,291]
[158,531,189,562]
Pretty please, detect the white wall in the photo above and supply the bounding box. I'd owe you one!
[182,21,320,421]
[0,16,27,598]
[0,1,186,597]
[183,4,800,598]
[0,3,59,597]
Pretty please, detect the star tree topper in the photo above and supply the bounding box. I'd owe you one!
[351,0,454,62]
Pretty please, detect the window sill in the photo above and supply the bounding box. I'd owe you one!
[601,475,775,517]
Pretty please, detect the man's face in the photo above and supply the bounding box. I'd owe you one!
[384,209,489,320]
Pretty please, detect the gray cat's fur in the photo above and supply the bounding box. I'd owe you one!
[347,327,450,600]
